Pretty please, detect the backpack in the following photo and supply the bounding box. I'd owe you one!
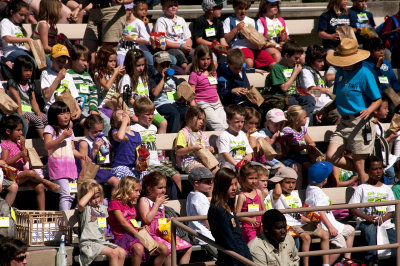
[376,15,399,51]
[258,16,285,37]
[175,127,209,169]
[372,121,390,168]
[0,198,16,238]
[229,15,258,46]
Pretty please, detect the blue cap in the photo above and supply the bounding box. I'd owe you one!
[308,161,333,184]
[267,0,281,2]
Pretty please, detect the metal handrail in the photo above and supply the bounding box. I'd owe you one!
[170,200,400,265]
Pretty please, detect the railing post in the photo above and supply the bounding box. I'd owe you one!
[171,219,177,266]
[396,202,400,266]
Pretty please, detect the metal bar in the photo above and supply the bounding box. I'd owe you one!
[396,202,400,266]
[171,219,258,266]
[171,219,177,266]
[298,244,399,257]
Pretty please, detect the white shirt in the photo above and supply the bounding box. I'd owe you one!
[348,183,395,228]
[131,123,160,166]
[223,16,261,49]
[0,18,28,57]
[256,17,290,39]
[264,193,273,211]
[40,69,79,112]
[271,189,305,226]
[116,18,150,55]
[375,121,397,169]
[186,191,214,245]
[217,130,253,163]
[305,185,345,233]
[154,15,191,44]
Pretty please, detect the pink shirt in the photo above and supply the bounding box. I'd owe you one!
[108,200,138,242]
[189,72,219,103]
[1,140,24,171]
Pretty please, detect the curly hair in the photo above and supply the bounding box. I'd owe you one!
[112,176,140,204]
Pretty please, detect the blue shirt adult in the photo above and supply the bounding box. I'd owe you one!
[318,10,352,50]
[349,7,375,44]
[334,64,381,116]
[363,59,400,93]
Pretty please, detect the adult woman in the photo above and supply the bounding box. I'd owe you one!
[0,237,28,266]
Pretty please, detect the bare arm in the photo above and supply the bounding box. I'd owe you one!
[38,22,51,53]
[30,91,41,116]
[43,129,70,151]
[8,86,22,116]
[109,209,140,237]
[138,195,168,225]
[221,152,238,166]
[272,183,282,200]
[279,65,302,93]
[78,189,94,212]
[151,69,166,98]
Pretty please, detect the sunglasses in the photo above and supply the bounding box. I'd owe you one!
[160,62,171,68]
[199,179,213,185]
[13,255,27,262]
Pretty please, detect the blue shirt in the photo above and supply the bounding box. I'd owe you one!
[318,10,351,50]
[363,59,400,93]
[111,130,142,168]
[217,62,250,106]
[349,7,375,43]
[334,65,381,116]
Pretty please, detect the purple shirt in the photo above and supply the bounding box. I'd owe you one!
[189,72,219,103]
[111,130,141,168]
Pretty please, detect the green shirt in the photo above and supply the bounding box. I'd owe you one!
[266,63,297,96]
[67,69,98,112]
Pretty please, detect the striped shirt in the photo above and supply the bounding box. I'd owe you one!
[67,69,98,112]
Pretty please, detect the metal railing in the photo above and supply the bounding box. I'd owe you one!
[170,200,400,266]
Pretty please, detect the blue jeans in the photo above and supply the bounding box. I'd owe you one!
[157,103,188,133]
[358,222,396,262]
[289,94,316,125]
[4,49,37,69]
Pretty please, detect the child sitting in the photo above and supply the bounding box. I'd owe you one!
[0,154,18,207]
[134,0,150,33]
[186,167,217,258]
[305,161,355,264]
[349,155,396,264]
[217,104,253,170]
[270,166,330,266]
[349,0,376,45]
[253,164,272,210]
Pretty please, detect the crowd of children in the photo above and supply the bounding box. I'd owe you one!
[1,0,400,265]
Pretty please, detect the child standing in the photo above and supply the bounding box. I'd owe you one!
[44,101,82,211]
[189,45,227,131]
[305,161,355,264]
[131,97,182,198]
[253,164,272,210]
[217,104,253,170]
[78,179,126,266]
[138,172,192,264]
[76,115,119,195]
[235,163,266,243]
[175,106,218,174]
[108,176,168,265]
[349,155,396,264]
[270,166,330,266]
[1,115,60,210]
[8,55,47,139]
[109,110,145,180]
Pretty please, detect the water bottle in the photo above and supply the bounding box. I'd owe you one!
[96,132,109,156]
[56,235,67,266]
[165,68,175,80]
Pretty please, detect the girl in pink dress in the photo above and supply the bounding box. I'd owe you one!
[235,163,266,243]
[138,172,192,265]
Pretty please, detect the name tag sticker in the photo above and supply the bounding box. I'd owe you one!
[248,204,259,212]
[80,84,89,94]
[173,25,183,34]
[69,183,78,194]
[158,218,167,225]
[357,13,368,21]
[205,28,216,37]
[0,217,10,227]
[130,219,140,228]
[377,206,387,212]
[137,83,148,95]
[167,91,178,100]
[97,217,107,227]
[208,76,218,85]
[283,69,293,78]
[21,104,32,113]
[378,76,389,84]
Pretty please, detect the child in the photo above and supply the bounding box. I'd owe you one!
[93,47,125,116]
[349,155,396,264]
[118,49,167,133]
[207,168,253,265]
[0,115,60,210]
[192,0,227,65]
[134,1,150,34]
[78,179,126,266]
[259,108,285,143]
[108,176,168,265]
[256,0,289,62]
[264,41,315,124]
[189,45,227,131]
[149,51,190,133]
[8,55,47,139]
[33,0,61,53]
[235,163,266,243]
[223,0,275,70]
[153,0,192,71]
[217,49,251,106]
[138,172,192,264]
[175,106,218,174]
[131,97,182,198]
[186,167,217,258]
[217,104,253,170]
[392,161,400,200]
[44,101,82,210]
[305,161,355,264]
[298,45,340,125]
[253,164,272,210]
[270,166,330,266]
[0,0,34,67]
[243,106,262,153]
[0,153,18,207]
[76,115,119,195]
[349,0,376,45]
[41,44,81,121]
[109,110,145,180]
[67,44,112,135]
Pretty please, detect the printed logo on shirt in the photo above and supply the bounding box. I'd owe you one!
[329,18,350,27]
[230,140,246,160]
[140,131,157,151]
[380,64,389,71]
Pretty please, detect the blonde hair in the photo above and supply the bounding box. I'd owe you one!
[112,176,141,205]
[133,96,155,115]
[285,105,305,129]
[253,165,269,178]
[109,110,129,142]
[78,179,104,201]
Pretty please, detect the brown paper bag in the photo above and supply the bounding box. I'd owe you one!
[177,81,196,103]
[389,113,400,133]
[27,148,43,169]
[55,89,79,117]
[137,229,159,254]
[257,138,277,161]
[28,39,47,70]
[384,87,400,107]
[104,93,135,120]
[336,25,357,41]
[245,86,264,106]
[240,24,266,50]
[0,90,18,114]
[307,145,326,163]
[83,160,99,180]
[196,148,219,170]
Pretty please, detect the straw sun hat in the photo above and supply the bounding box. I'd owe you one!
[326,38,370,67]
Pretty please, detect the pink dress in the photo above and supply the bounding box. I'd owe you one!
[240,192,262,243]
[1,140,26,172]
